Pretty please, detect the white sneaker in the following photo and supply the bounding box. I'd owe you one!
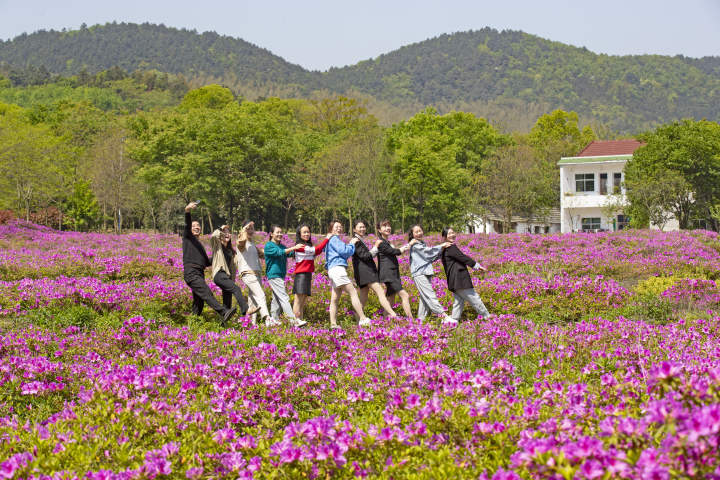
[265,318,282,327]
[358,317,371,327]
[290,318,307,327]
[441,316,458,327]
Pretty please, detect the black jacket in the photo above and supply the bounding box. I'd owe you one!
[376,238,401,283]
[351,236,380,287]
[182,212,211,269]
[441,244,477,292]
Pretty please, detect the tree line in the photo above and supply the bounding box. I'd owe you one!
[1,84,719,234]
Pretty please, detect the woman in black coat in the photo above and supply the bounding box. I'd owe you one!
[373,219,413,317]
[351,221,398,318]
[440,227,490,323]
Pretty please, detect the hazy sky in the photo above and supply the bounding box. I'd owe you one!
[1,0,718,71]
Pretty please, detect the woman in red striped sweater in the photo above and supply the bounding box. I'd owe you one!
[292,224,330,321]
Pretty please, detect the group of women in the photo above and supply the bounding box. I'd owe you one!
[183,201,490,328]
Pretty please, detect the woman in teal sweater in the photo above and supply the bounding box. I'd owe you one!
[264,225,305,327]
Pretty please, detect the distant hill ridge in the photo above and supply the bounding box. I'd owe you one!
[1,22,718,132]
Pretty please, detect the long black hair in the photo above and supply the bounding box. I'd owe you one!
[296,223,313,246]
[441,227,452,238]
[407,224,422,243]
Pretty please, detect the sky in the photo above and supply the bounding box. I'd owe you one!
[0,0,718,71]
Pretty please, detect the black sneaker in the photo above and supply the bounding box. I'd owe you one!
[220,307,237,327]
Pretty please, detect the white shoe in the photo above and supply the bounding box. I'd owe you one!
[358,317,371,327]
[290,318,307,327]
[441,316,458,326]
[265,318,282,327]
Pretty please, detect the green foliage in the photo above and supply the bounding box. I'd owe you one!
[626,119,720,230]
[2,24,719,131]
[179,84,235,110]
[64,181,100,231]
[385,108,508,229]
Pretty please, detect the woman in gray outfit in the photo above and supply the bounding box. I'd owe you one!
[407,225,455,324]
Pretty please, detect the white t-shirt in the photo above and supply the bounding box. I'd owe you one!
[237,240,262,273]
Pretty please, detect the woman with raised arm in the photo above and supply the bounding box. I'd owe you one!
[407,224,455,324]
[235,220,270,325]
[181,202,236,325]
[325,220,372,329]
[440,227,490,324]
[292,224,330,321]
[210,225,257,321]
[351,220,398,318]
[374,219,412,318]
[264,225,306,327]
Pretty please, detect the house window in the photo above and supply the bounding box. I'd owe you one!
[617,215,629,230]
[575,173,595,193]
[599,173,608,195]
[613,173,622,194]
[581,217,601,231]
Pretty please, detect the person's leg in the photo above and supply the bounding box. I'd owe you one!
[352,286,369,320]
[269,278,297,321]
[415,275,447,320]
[358,286,369,307]
[243,273,270,321]
[214,271,247,313]
[186,269,226,316]
[191,292,203,315]
[369,283,398,317]
[329,287,341,327]
[458,289,490,318]
[293,294,307,319]
[414,277,429,321]
[451,291,466,322]
[341,283,369,323]
[398,289,413,318]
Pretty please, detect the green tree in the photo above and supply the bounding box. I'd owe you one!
[626,119,720,230]
[64,180,100,231]
[179,85,235,110]
[385,108,507,230]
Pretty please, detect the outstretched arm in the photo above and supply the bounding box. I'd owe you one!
[444,245,477,267]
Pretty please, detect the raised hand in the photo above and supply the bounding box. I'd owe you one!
[184,201,199,212]
[349,237,359,244]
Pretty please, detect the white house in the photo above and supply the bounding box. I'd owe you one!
[559,140,679,233]
[469,208,561,234]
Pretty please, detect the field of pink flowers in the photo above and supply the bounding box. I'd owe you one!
[1,220,720,479]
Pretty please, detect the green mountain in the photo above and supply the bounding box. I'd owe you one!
[0,22,311,90]
[1,23,718,132]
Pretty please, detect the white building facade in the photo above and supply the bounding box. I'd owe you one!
[558,140,679,233]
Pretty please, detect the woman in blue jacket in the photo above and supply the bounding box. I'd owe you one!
[325,220,372,329]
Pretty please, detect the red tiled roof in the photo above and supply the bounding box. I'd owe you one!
[576,140,645,157]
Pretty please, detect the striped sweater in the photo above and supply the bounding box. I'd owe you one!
[294,237,329,274]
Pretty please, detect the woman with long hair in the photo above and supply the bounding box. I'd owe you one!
[264,225,306,327]
[210,225,257,323]
[374,219,412,317]
[292,223,330,321]
[351,220,398,318]
[440,227,490,324]
[325,220,371,328]
[407,224,454,324]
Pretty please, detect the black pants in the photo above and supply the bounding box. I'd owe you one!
[183,266,226,316]
[213,271,249,314]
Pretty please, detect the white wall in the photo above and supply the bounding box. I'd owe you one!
[560,161,626,233]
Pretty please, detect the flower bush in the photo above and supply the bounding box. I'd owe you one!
[1,220,720,478]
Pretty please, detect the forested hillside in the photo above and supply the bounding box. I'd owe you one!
[1,23,718,131]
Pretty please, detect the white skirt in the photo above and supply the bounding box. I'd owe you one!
[328,265,352,288]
